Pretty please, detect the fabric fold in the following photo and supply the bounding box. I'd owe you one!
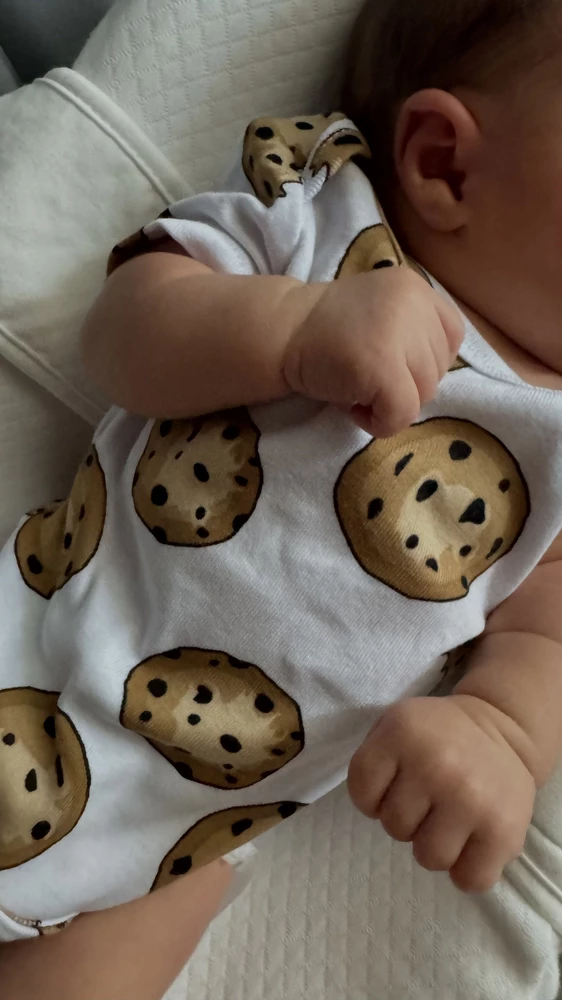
[0,68,189,423]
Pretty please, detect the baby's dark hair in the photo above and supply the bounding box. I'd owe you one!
[342,0,555,194]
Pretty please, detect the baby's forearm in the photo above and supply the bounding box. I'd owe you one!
[83,252,321,417]
[452,553,562,786]
[454,630,562,786]
[0,860,231,1000]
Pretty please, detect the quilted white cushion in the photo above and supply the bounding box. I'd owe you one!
[75,0,363,194]
[0,68,188,425]
[176,777,562,1000]
[0,59,189,538]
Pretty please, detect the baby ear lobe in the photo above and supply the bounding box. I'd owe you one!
[394,89,479,232]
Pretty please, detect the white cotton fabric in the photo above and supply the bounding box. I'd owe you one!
[1,128,562,962]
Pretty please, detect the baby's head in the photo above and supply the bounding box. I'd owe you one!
[343,0,562,368]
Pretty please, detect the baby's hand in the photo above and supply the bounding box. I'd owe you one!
[283,269,463,437]
[348,696,535,892]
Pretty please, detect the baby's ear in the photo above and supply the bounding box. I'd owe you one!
[394,89,481,232]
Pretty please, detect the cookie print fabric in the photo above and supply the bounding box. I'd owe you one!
[120,648,304,790]
[0,689,90,870]
[335,418,530,602]
[132,411,263,547]
[15,447,106,599]
[1,114,562,935]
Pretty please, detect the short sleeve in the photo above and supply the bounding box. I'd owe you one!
[107,113,371,281]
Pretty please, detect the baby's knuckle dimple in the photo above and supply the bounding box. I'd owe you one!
[446,761,488,804]
[433,744,468,786]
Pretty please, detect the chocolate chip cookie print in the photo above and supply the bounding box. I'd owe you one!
[242,113,370,208]
[0,688,90,869]
[120,648,304,789]
[335,224,404,276]
[151,802,303,891]
[15,446,106,599]
[335,418,530,601]
[132,409,263,546]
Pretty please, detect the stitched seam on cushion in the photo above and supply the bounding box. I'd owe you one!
[504,849,562,940]
[37,72,191,205]
[0,319,105,425]
[531,816,562,852]
[516,851,562,907]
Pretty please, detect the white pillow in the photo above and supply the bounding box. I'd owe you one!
[0,67,188,538]
[0,69,189,426]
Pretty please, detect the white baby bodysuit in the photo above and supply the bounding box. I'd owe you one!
[1,114,562,938]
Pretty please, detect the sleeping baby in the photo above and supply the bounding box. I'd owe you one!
[1,0,562,950]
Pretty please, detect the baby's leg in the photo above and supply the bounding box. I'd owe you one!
[0,859,231,1000]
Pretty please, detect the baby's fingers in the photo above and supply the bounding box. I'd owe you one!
[449,835,507,894]
[431,291,464,361]
[413,805,521,892]
[376,771,432,843]
[352,370,420,438]
[347,732,399,817]
[412,804,470,875]
[449,808,527,893]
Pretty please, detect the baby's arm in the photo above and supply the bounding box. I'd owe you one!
[349,537,562,893]
[83,251,461,435]
[83,250,313,418]
[0,859,231,1000]
[454,536,562,787]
